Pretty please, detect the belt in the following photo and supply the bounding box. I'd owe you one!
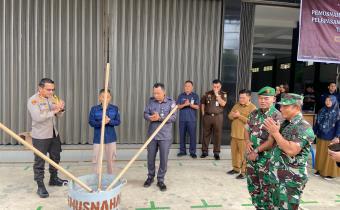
[205,112,222,116]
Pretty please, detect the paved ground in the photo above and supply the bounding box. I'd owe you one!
[0,158,339,210]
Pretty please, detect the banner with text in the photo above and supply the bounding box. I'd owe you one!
[298,0,340,64]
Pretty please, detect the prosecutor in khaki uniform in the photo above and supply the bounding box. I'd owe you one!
[27,78,67,198]
[200,79,227,160]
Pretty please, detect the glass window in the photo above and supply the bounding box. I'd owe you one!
[280,63,291,70]
[263,65,273,71]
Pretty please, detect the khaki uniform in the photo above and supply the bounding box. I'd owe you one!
[201,90,227,154]
[27,93,63,182]
[228,102,256,174]
[27,93,63,139]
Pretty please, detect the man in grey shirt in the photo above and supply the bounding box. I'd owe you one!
[27,78,67,198]
[143,83,177,191]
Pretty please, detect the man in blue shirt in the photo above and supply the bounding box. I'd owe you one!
[176,80,200,158]
[89,89,121,175]
[143,83,177,191]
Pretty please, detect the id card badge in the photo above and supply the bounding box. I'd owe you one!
[215,101,219,106]
[191,99,194,104]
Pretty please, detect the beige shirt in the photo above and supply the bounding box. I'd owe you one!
[228,102,256,140]
[27,93,63,139]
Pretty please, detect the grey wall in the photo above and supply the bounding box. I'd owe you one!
[106,0,222,144]
[0,0,222,144]
[0,0,104,144]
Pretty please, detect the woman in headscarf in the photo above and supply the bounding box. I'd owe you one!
[314,95,340,179]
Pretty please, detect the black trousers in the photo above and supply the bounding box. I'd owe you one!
[32,135,62,182]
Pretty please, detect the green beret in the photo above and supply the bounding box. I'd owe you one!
[258,86,275,96]
[278,93,304,106]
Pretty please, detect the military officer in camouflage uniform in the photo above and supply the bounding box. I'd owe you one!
[264,93,315,210]
[245,86,282,210]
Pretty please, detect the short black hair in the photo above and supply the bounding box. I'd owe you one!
[329,82,336,85]
[153,83,165,91]
[99,88,111,94]
[239,89,251,96]
[212,79,221,84]
[39,78,54,88]
[185,80,193,85]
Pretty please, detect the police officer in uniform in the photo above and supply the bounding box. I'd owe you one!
[27,78,68,198]
[200,79,227,160]
[143,83,177,191]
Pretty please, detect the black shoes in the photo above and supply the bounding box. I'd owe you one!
[143,178,154,187]
[200,153,220,159]
[226,170,239,175]
[177,152,187,157]
[324,176,334,180]
[157,182,167,191]
[37,176,67,198]
[178,152,197,159]
[190,154,197,159]
[49,176,68,186]
[236,174,246,179]
[314,171,334,180]
[200,152,208,158]
[37,181,49,198]
[144,178,167,191]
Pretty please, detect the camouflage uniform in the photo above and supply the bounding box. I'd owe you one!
[246,86,282,210]
[266,94,315,210]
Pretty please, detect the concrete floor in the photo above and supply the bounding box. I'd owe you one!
[0,158,339,210]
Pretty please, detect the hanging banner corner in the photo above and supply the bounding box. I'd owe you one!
[297,0,340,64]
